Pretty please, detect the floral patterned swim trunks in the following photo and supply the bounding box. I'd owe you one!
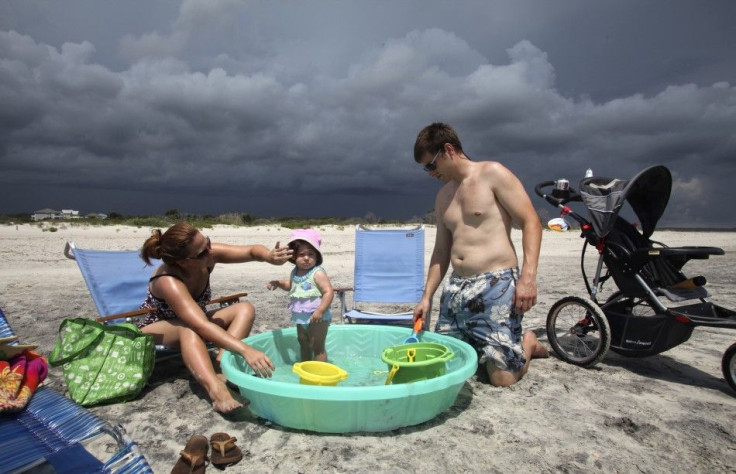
[436,267,526,372]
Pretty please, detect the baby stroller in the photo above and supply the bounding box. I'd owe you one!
[534,165,736,394]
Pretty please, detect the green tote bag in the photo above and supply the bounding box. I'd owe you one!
[50,318,155,407]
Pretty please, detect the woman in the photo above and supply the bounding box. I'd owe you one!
[138,222,291,413]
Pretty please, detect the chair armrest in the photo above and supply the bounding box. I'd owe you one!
[63,241,76,260]
[209,292,248,307]
[96,307,155,323]
[95,293,248,324]
[334,287,354,321]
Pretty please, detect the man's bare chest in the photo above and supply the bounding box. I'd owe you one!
[443,183,498,229]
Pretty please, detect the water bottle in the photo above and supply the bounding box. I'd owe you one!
[585,168,593,178]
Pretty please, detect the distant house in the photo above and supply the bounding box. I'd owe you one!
[31,208,60,221]
[61,209,80,219]
[85,213,108,220]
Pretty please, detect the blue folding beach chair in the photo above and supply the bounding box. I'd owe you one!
[64,242,165,324]
[64,242,245,353]
[0,307,154,474]
[337,225,427,327]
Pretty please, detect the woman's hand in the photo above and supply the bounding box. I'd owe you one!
[310,310,323,323]
[243,347,275,378]
[268,242,293,265]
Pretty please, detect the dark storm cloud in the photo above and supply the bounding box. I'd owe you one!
[1,1,735,226]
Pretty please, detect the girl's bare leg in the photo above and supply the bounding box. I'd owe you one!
[308,321,330,362]
[296,324,313,361]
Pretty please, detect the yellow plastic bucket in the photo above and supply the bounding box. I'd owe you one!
[292,361,348,386]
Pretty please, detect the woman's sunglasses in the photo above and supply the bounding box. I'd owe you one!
[186,237,211,260]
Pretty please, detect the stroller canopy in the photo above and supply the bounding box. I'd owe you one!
[579,165,671,238]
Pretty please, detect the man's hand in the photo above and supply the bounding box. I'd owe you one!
[413,298,431,324]
[514,278,537,313]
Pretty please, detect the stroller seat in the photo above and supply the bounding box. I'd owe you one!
[604,217,724,302]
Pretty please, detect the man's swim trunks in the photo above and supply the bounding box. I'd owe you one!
[435,267,526,372]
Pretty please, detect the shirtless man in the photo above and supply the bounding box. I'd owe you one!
[412,123,548,387]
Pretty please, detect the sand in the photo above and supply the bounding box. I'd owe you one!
[1,223,735,473]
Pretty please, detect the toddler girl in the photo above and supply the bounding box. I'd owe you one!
[267,229,334,361]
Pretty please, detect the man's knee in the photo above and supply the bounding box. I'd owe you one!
[486,361,523,387]
[489,370,519,387]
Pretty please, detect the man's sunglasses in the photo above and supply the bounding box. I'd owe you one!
[186,237,211,260]
[423,149,443,172]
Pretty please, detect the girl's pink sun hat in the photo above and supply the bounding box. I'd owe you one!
[288,228,323,265]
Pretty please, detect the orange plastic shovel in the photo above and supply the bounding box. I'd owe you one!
[403,317,423,343]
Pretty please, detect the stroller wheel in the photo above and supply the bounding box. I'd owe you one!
[722,343,736,394]
[547,296,611,367]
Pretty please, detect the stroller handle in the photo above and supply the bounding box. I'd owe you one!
[534,180,582,207]
[534,180,556,200]
[535,180,592,231]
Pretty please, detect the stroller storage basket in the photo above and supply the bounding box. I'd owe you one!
[605,301,694,357]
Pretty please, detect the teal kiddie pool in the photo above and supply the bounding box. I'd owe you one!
[221,324,478,433]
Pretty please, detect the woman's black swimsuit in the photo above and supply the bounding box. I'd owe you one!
[136,274,212,329]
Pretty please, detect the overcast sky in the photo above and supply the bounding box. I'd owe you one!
[1,0,735,227]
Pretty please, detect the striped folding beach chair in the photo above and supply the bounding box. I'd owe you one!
[0,307,154,473]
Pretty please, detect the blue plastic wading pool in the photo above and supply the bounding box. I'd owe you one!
[221,324,478,433]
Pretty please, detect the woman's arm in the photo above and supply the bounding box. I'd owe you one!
[151,275,274,375]
[213,241,292,265]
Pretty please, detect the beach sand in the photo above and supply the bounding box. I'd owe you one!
[1,223,735,473]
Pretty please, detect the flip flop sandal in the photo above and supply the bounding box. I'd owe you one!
[210,432,243,468]
[171,434,209,474]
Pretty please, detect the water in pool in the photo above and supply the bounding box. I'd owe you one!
[268,354,389,387]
